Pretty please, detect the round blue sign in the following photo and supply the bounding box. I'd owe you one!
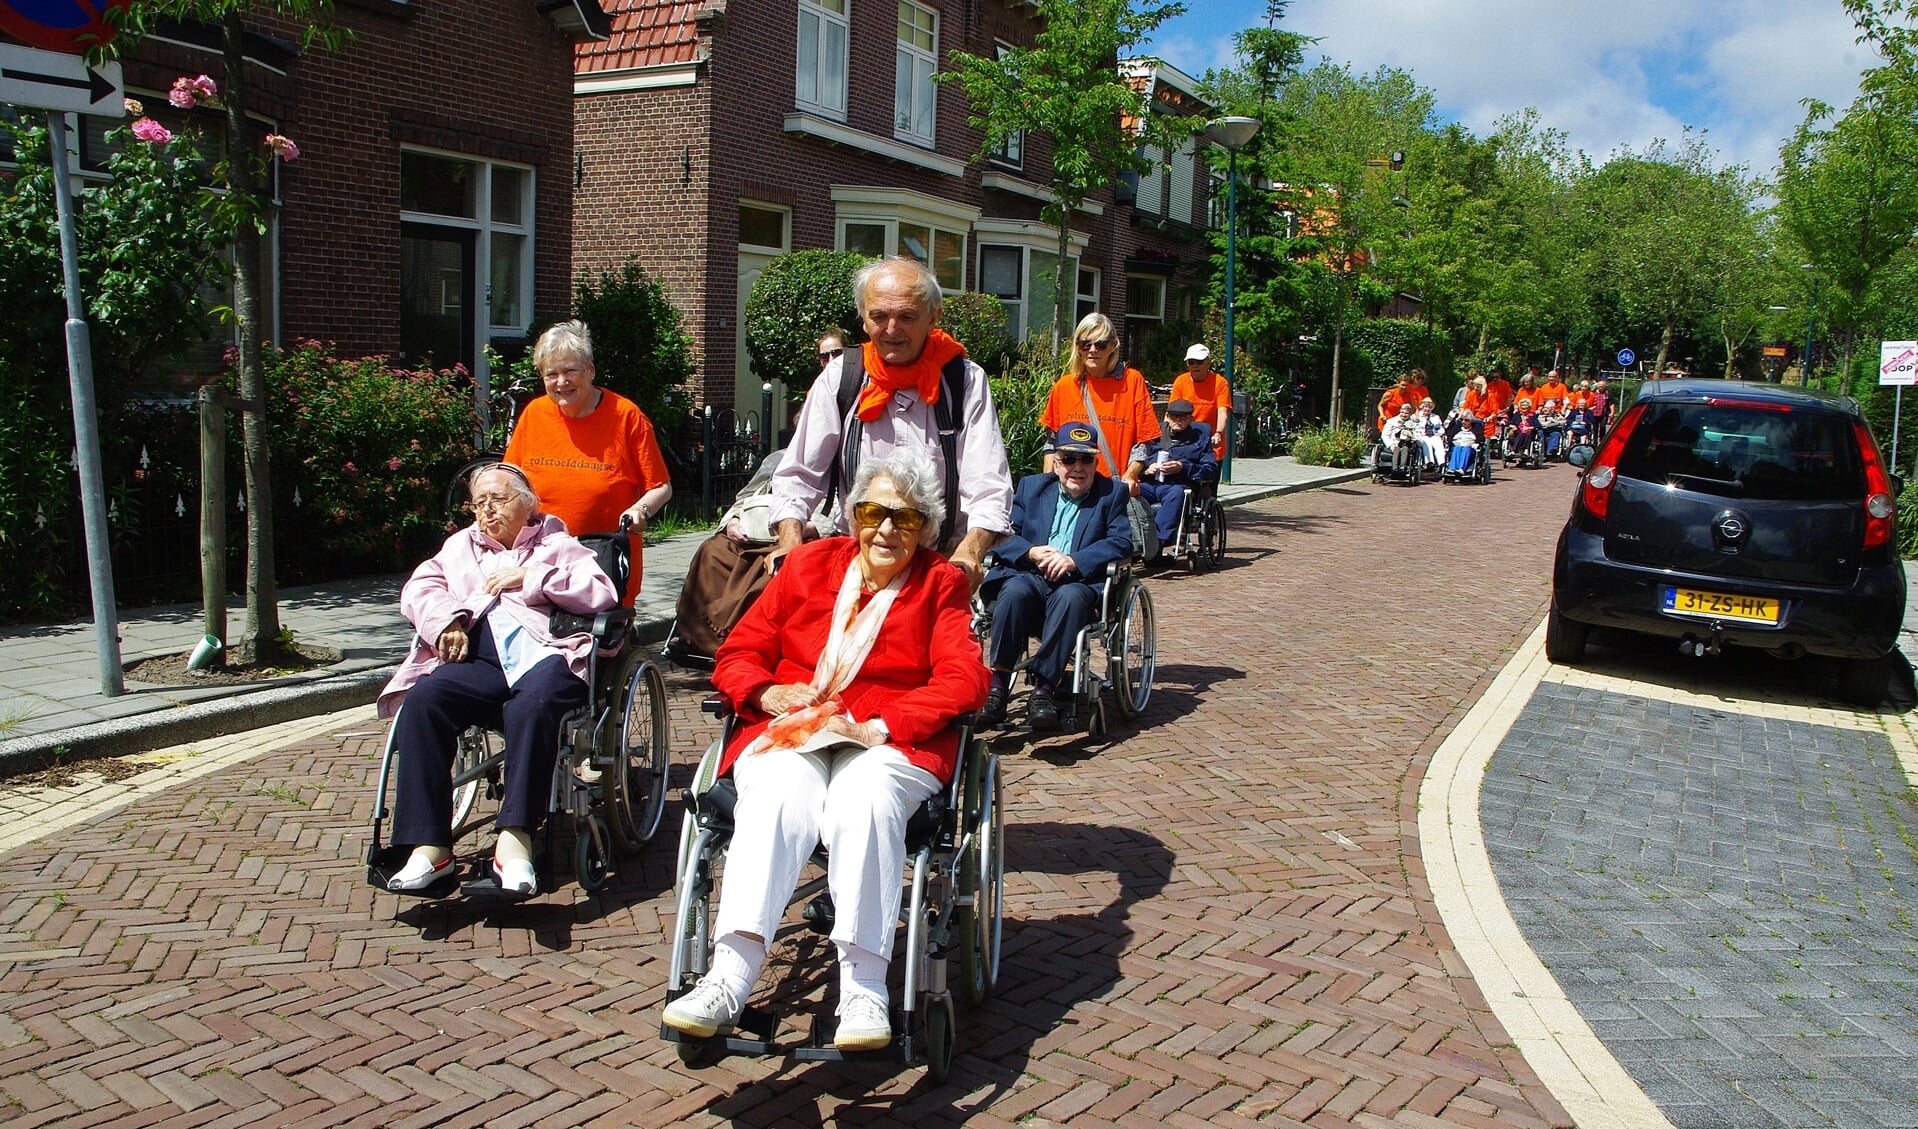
[0,1,131,54]
[1616,348,1636,367]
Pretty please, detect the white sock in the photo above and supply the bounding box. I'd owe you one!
[836,941,889,1006]
[494,828,532,864]
[711,933,765,997]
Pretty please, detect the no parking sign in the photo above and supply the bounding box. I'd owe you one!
[1879,341,1918,386]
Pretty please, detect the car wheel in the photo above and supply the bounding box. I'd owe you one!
[1837,655,1890,707]
[1545,603,1588,665]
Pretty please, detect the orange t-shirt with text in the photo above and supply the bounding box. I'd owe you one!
[1536,380,1572,410]
[505,389,671,603]
[1040,368,1161,478]
[1170,370,1232,448]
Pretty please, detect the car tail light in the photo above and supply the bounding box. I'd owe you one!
[1850,420,1896,549]
[1580,403,1646,522]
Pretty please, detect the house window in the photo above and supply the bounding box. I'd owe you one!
[400,147,536,370]
[1077,267,1100,324]
[1208,170,1226,229]
[832,187,976,292]
[1126,275,1165,321]
[1135,144,1164,216]
[894,1,937,144]
[739,203,789,251]
[798,0,850,119]
[978,242,1082,341]
[987,42,1022,167]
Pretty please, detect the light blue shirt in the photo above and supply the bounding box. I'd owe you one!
[1046,487,1086,552]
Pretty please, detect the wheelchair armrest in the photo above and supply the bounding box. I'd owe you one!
[701,694,732,717]
[547,607,632,644]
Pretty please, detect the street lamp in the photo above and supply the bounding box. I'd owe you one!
[1206,115,1260,484]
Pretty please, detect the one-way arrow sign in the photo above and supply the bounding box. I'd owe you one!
[0,42,122,116]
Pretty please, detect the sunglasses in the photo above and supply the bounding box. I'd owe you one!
[818,347,844,361]
[1077,337,1115,351]
[851,501,928,533]
[1057,452,1097,466]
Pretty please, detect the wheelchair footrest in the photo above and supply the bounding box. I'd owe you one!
[366,845,461,901]
[659,997,779,1058]
[793,1013,913,1065]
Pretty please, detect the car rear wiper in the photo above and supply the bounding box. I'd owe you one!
[1666,472,1745,493]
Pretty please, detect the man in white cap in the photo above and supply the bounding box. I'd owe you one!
[1170,343,1230,463]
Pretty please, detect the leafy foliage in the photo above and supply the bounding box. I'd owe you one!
[259,341,477,571]
[940,291,1012,375]
[573,259,699,430]
[992,336,1067,479]
[1288,423,1369,468]
[745,250,868,391]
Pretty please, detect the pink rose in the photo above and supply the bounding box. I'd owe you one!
[193,75,218,100]
[388,457,403,471]
[130,118,173,145]
[264,133,300,162]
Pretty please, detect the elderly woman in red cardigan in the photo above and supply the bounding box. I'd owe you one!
[663,448,989,1052]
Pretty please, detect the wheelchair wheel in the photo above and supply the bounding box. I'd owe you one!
[924,995,956,1083]
[1200,505,1226,570]
[1109,580,1156,720]
[605,652,671,853]
[955,751,1003,1007]
[575,813,612,893]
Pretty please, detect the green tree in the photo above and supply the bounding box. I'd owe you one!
[107,2,348,663]
[942,0,1191,341]
[574,260,698,431]
[744,250,867,392]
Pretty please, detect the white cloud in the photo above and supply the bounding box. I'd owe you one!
[1151,0,1873,178]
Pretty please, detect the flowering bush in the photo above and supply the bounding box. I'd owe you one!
[255,341,479,575]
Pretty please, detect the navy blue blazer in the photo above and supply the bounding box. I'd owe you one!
[987,471,1134,585]
[1146,423,1217,484]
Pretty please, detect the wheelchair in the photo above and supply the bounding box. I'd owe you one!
[662,703,1003,1083]
[1440,425,1493,486]
[365,530,674,900]
[1371,431,1425,486]
[1164,480,1226,572]
[971,559,1155,738]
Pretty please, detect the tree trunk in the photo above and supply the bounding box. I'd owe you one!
[1050,199,1072,349]
[223,13,285,664]
[1329,292,1347,430]
[1476,324,1489,355]
[1651,316,1674,380]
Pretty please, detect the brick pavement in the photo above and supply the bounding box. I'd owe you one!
[0,464,1586,1128]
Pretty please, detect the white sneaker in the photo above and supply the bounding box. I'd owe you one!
[388,852,453,892]
[833,992,891,1051]
[663,975,744,1038]
[494,857,538,896]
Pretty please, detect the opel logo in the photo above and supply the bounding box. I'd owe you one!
[1718,516,1746,540]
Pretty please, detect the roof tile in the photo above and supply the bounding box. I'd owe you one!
[576,0,703,74]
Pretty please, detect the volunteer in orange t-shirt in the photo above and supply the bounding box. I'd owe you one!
[1169,343,1231,459]
[1403,367,1432,412]
[1038,312,1159,493]
[1536,370,1572,411]
[504,319,673,604]
[1376,373,1417,433]
[1483,368,1514,418]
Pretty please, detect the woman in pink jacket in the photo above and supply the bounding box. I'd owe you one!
[376,463,618,896]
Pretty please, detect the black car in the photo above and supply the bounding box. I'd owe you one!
[1550,379,1905,704]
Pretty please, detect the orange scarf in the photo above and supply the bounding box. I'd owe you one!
[856,329,966,422]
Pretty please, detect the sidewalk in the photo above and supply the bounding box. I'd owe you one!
[0,455,1368,770]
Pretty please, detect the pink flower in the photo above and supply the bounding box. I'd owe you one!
[342,461,358,477]
[122,97,143,116]
[387,457,403,471]
[130,118,173,145]
[168,74,219,109]
[193,75,218,100]
[264,133,300,162]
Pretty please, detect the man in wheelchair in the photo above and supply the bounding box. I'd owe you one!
[662,449,988,1052]
[1136,399,1217,558]
[977,423,1134,730]
[375,464,619,896]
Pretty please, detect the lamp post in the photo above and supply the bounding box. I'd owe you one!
[1801,264,1820,388]
[1207,115,1260,483]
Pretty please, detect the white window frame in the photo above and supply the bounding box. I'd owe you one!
[974,218,1090,342]
[1125,274,1166,322]
[986,41,1023,168]
[894,0,938,145]
[399,145,537,367]
[831,185,977,292]
[738,200,792,253]
[1076,265,1100,325]
[797,0,850,120]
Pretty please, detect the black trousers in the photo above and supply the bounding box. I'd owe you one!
[392,619,589,848]
[988,571,1100,691]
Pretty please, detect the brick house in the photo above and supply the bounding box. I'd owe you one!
[573,0,1217,418]
[51,1,610,377]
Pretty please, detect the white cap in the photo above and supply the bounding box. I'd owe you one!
[1185,343,1210,362]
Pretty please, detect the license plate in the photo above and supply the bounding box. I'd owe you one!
[1662,587,1780,624]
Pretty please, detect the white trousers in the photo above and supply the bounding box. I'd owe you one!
[714,742,941,961]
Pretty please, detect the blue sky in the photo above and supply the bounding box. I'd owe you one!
[1146,0,1877,178]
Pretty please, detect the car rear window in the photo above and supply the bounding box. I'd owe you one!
[1613,402,1863,501]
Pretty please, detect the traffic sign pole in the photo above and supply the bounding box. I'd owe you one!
[46,109,124,697]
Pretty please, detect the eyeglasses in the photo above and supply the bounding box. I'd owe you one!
[471,493,518,511]
[1077,337,1115,351]
[818,347,844,362]
[1057,453,1097,466]
[851,501,928,533]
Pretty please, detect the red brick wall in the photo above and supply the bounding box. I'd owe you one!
[124,5,581,360]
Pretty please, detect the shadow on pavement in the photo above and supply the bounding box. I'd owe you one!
[1569,626,1918,714]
